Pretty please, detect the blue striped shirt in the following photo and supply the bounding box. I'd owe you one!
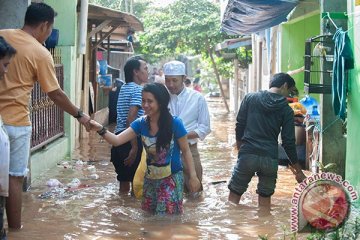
[115,82,144,133]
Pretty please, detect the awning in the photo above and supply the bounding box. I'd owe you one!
[87,4,144,51]
[215,37,252,51]
[221,0,299,35]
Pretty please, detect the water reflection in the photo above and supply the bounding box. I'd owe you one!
[9,99,310,240]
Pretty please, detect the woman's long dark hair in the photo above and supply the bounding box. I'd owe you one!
[143,83,173,153]
[0,36,16,59]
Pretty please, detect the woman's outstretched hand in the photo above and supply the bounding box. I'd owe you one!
[188,176,201,193]
[89,120,103,132]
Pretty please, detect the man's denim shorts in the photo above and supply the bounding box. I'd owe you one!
[4,125,32,177]
[228,153,278,197]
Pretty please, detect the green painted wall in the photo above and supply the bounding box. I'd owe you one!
[30,0,79,182]
[31,138,68,182]
[45,0,78,152]
[345,0,360,206]
[59,46,77,152]
[44,0,77,46]
[281,13,320,100]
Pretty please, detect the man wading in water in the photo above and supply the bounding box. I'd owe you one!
[228,73,306,210]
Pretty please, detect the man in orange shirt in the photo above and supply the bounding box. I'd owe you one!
[0,3,91,229]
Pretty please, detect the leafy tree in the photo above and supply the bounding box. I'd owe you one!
[132,1,151,21]
[139,0,230,111]
[88,0,150,18]
[89,0,122,10]
[139,0,223,59]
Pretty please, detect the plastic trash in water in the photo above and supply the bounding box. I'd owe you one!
[75,160,84,166]
[46,179,63,187]
[88,174,99,180]
[38,188,66,199]
[87,165,96,173]
[58,161,71,169]
[67,178,81,188]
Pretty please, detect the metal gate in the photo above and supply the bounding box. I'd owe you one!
[30,49,65,152]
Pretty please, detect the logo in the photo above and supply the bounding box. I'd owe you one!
[290,172,358,232]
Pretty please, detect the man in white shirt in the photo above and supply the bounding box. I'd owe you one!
[164,61,211,192]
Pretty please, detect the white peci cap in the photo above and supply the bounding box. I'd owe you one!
[163,61,186,76]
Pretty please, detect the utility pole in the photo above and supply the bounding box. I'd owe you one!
[124,0,128,13]
[130,0,133,14]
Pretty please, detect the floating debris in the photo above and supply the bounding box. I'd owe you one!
[46,178,63,187]
[67,178,81,188]
[88,173,99,180]
[87,165,96,173]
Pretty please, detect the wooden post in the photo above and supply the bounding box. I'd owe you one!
[107,36,110,64]
[270,26,278,76]
[206,38,229,112]
[233,58,239,113]
[257,41,263,91]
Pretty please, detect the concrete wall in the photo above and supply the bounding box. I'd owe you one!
[0,0,28,29]
[346,0,360,206]
[281,13,320,99]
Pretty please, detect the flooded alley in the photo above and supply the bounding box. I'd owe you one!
[9,99,305,240]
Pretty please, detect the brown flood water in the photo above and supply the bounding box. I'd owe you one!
[8,98,308,240]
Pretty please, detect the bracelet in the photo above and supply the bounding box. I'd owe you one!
[97,126,107,136]
[74,109,84,119]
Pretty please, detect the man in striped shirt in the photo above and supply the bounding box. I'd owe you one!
[111,56,148,194]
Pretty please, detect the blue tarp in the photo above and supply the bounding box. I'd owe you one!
[221,0,299,35]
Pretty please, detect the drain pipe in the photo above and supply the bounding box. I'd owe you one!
[78,0,88,55]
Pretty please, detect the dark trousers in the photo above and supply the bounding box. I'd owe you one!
[110,136,143,182]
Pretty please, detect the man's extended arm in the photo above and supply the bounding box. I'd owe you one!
[281,108,306,183]
[47,88,90,129]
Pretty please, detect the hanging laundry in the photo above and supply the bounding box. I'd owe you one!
[332,28,354,120]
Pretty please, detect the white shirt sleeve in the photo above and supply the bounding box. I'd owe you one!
[193,95,211,141]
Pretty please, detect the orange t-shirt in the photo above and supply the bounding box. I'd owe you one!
[0,29,60,126]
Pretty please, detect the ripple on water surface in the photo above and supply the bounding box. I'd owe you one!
[8,99,326,240]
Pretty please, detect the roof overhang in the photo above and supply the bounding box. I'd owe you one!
[87,4,144,41]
